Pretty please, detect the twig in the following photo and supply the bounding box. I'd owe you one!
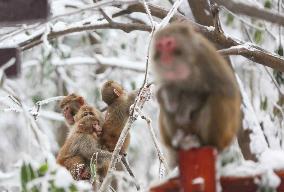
[140,113,169,175]
[30,96,65,120]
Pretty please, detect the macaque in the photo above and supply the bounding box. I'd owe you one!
[57,105,106,181]
[99,80,137,155]
[152,23,241,166]
[59,93,85,126]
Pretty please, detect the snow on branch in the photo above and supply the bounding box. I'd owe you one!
[4,1,281,71]
[212,0,284,27]
[52,56,146,73]
[113,2,284,72]
[20,22,151,50]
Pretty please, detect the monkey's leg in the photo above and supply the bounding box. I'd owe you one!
[64,156,91,180]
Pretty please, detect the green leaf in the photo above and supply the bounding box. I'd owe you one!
[261,97,268,110]
[37,163,48,176]
[69,184,78,192]
[254,30,263,44]
[226,13,234,26]
[20,163,37,192]
[264,0,272,9]
[131,81,136,90]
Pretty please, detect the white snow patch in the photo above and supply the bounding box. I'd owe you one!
[54,167,73,188]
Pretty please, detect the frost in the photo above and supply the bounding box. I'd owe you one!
[206,26,215,32]
[260,169,281,189]
[236,75,268,156]
[192,177,204,185]
[53,21,67,31]
[54,167,73,188]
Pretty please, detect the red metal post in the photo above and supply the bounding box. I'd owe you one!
[179,147,217,192]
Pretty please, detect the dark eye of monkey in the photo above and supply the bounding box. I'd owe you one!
[173,48,182,56]
[154,51,161,60]
[71,110,76,116]
[83,112,94,117]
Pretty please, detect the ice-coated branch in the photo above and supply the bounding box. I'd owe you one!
[20,22,151,50]
[30,96,65,120]
[52,56,146,73]
[212,0,284,27]
[140,114,169,175]
[113,2,284,72]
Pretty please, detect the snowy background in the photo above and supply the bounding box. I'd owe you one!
[0,0,283,191]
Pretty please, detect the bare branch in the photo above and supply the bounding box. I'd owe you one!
[187,0,214,26]
[212,0,284,27]
[114,2,284,72]
[218,44,284,72]
[20,22,151,50]
[15,2,284,71]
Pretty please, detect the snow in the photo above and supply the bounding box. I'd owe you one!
[0,0,284,191]
[54,167,73,188]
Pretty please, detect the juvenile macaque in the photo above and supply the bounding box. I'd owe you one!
[99,80,137,155]
[152,23,241,165]
[57,105,106,181]
[59,93,85,126]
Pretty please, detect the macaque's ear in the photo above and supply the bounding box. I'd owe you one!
[113,89,121,97]
[78,97,85,106]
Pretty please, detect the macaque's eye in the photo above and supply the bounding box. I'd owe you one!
[154,51,161,60]
[173,48,182,56]
[70,110,76,116]
[83,112,89,116]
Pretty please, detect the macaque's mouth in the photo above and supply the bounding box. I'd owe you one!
[96,131,102,136]
[68,118,75,124]
[162,64,190,81]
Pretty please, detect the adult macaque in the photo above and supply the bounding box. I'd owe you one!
[152,23,241,166]
[57,105,106,181]
[59,93,85,126]
[99,80,137,155]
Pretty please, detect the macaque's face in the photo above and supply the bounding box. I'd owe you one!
[152,25,201,85]
[63,103,80,125]
[78,116,103,136]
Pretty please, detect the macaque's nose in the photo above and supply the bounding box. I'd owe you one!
[155,37,176,53]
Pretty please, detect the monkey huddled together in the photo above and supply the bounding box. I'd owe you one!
[57,80,136,190]
[56,22,241,190]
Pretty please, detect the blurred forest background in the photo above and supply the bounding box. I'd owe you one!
[0,0,283,191]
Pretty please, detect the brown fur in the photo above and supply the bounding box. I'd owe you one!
[152,23,241,166]
[99,80,136,155]
[57,105,106,181]
[60,93,85,126]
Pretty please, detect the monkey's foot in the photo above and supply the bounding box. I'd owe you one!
[71,164,91,180]
[172,130,200,150]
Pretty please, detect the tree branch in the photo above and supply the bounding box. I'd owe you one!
[16,2,284,72]
[113,2,284,72]
[212,0,284,27]
[20,22,151,50]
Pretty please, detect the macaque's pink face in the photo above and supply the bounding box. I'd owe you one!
[154,36,191,82]
[92,120,102,136]
[78,115,103,137]
[63,105,75,125]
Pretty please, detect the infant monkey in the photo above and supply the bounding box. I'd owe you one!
[57,105,105,181]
